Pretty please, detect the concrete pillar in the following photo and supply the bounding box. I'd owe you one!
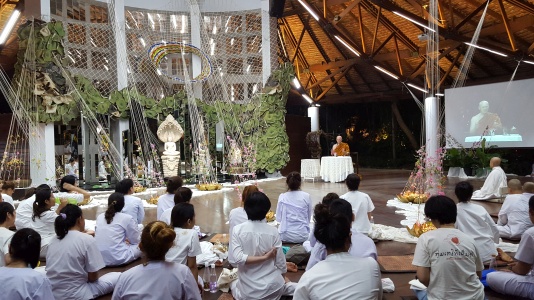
[189,1,203,99]
[261,0,276,85]
[425,96,439,194]
[111,119,128,179]
[308,106,319,132]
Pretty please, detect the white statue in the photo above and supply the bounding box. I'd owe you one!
[157,115,184,156]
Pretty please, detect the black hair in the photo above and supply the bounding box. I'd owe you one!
[424,195,457,225]
[54,204,83,240]
[24,184,51,200]
[244,192,271,221]
[170,202,195,228]
[455,181,474,203]
[286,172,302,191]
[173,193,184,205]
[321,193,339,206]
[166,176,183,194]
[530,195,534,211]
[105,193,125,224]
[9,228,41,269]
[0,202,15,224]
[177,187,193,202]
[1,181,15,191]
[69,157,75,163]
[32,189,53,221]
[59,175,77,192]
[345,173,361,191]
[115,179,134,194]
[328,199,353,223]
[313,202,351,252]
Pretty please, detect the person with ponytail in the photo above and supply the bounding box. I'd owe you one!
[46,204,120,300]
[276,172,312,243]
[112,221,201,300]
[157,176,183,219]
[115,179,145,224]
[95,192,142,266]
[0,228,55,299]
[15,184,50,230]
[30,189,68,259]
[0,202,16,267]
[294,199,382,300]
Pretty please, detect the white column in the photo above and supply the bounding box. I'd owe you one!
[112,0,128,90]
[111,119,128,179]
[425,96,439,194]
[261,0,276,85]
[190,1,203,99]
[29,124,56,186]
[308,106,319,131]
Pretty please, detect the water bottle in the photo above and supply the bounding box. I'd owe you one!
[209,263,218,293]
[370,216,374,225]
[202,263,210,292]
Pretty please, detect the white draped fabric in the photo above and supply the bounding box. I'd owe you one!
[300,159,320,179]
[320,157,353,183]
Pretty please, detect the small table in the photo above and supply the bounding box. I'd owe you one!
[301,159,321,182]
[320,156,353,183]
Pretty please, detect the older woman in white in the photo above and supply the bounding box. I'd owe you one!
[276,172,312,243]
[46,204,120,300]
[95,193,142,266]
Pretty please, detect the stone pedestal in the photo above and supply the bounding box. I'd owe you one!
[161,155,180,177]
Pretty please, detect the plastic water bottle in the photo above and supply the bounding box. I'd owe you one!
[370,216,375,225]
[202,263,210,292]
[209,263,218,293]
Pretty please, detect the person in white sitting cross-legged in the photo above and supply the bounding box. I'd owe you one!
[497,182,534,239]
[471,157,507,200]
[115,179,145,225]
[340,173,375,235]
[157,176,183,219]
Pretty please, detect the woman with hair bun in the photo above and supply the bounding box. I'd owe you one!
[276,172,312,243]
[294,199,382,300]
[95,192,142,266]
[46,204,120,300]
[112,221,201,300]
[0,228,55,299]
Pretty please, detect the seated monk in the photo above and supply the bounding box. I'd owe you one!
[471,157,507,200]
[497,182,534,239]
[470,100,502,135]
[331,135,350,156]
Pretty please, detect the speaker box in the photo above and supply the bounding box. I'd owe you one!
[270,0,287,18]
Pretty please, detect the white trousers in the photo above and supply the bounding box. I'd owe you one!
[88,272,121,299]
[487,271,534,299]
[230,279,296,300]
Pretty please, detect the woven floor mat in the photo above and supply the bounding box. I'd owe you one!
[377,255,416,273]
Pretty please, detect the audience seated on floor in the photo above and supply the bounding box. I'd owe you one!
[229,192,296,300]
[412,195,484,300]
[487,195,534,299]
[15,184,52,230]
[157,176,183,219]
[454,181,499,263]
[294,199,382,300]
[30,189,68,259]
[340,173,375,235]
[159,187,193,225]
[95,193,142,266]
[0,228,54,300]
[276,172,312,243]
[472,157,507,200]
[229,185,259,237]
[0,202,15,267]
[112,221,201,300]
[306,195,377,271]
[46,204,120,300]
[165,202,202,285]
[54,175,92,205]
[497,182,534,239]
[1,181,15,207]
[115,179,145,224]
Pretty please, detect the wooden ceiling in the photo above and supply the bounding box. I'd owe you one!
[280,0,534,104]
[0,0,22,73]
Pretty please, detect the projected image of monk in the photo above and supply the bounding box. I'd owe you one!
[469,100,502,135]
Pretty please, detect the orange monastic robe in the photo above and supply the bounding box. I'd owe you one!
[332,142,350,156]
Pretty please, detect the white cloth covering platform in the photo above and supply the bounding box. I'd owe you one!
[320,156,353,183]
[301,159,321,182]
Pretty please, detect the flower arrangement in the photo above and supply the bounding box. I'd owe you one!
[445,131,499,176]
[226,136,257,174]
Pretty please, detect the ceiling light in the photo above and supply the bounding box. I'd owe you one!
[435,93,444,96]
[0,9,21,45]
[393,11,435,33]
[464,42,508,57]
[374,66,399,79]
[334,36,360,57]
[297,0,320,21]
[407,83,428,93]
[302,94,314,103]
[292,78,302,89]
[522,60,534,65]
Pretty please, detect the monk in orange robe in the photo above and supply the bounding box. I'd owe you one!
[331,135,350,156]
[470,100,502,135]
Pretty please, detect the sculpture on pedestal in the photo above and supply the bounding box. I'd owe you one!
[157,115,184,177]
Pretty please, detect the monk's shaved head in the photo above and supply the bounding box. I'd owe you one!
[490,157,501,168]
[508,179,522,193]
[523,182,534,194]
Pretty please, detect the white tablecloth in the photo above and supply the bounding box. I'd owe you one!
[320,156,353,182]
[464,134,522,143]
[301,159,321,178]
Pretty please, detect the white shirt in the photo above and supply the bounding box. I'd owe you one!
[0,267,54,300]
[95,212,141,266]
[159,207,173,225]
[412,228,484,300]
[165,228,202,265]
[122,194,145,224]
[515,226,534,278]
[46,230,106,300]
[276,190,312,243]
[157,193,175,219]
[229,207,248,237]
[497,193,534,239]
[340,191,375,234]
[455,202,499,262]
[112,261,201,300]
[0,227,14,267]
[29,210,58,248]
[15,196,35,230]
[306,230,377,271]
[229,220,287,300]
[65,163,76,176]
[295,252,382,300]
[1,194,14,207]
[472,166,507,199]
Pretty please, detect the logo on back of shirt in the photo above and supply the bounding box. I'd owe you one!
[450,236,459,245]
